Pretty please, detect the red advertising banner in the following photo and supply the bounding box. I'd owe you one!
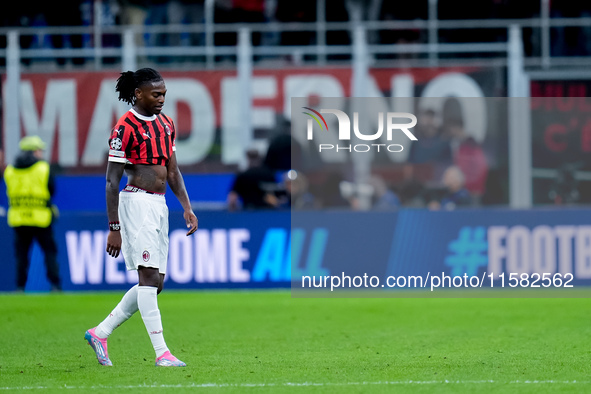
[2,66,502,173]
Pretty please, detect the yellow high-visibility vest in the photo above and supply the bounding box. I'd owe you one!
[4,161,52,228]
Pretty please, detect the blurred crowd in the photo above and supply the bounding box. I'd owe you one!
[3,1,590,211]
[226,105,503,212]
[3,0,591,63]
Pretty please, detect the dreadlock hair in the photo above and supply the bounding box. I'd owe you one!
[115,68,163,105]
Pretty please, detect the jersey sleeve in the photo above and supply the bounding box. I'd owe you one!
[108,123,133,163]
[170,119,176,152]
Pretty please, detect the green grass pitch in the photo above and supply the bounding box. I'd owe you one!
[1,290,590,393]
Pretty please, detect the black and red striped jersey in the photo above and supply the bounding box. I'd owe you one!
[108,108,176,166]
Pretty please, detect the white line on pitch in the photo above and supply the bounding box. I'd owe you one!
[2,380,591,390]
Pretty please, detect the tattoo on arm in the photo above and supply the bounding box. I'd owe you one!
[167,153,192,212]
[106,162,125,222]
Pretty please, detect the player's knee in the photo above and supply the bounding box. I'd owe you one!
[138,266,160,287]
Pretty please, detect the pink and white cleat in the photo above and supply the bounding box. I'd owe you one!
[84,327,113,366]
[155,351,186,367]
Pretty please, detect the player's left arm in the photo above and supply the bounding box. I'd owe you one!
[167,152,198,236]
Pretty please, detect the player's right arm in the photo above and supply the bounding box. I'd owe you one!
[106,161,125,257]
[105,122,133,258]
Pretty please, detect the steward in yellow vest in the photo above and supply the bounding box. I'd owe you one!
[4,160,52,228]
[3,136,61,292]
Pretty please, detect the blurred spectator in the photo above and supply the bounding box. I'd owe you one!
[406,109,453,182]
[80,0,94,55]
[144,0,206,62]
[495,0,539,18]
[45,0,120,65]
[481,168,508,206]
[445,118,489,199]
[234,0,266,46]
[13,10,48,68]
[275,0,316,53]
[99,0,123,63]
[28,11,52,53]
[428,165,472,210]
[233,0,265,22]
[281,170,315,210]
[227,149,278,211]
[145,0,171,62]
[378,0,425,51]
[20,1,87,66]
[264,131,302,173]
[502,0,541,56]
[437,0,541,57]
[437,0,481,49]
[549,163,581,205]
[325,0,350,50]
[551,0,591,56]
[581,9,591,57]
[168,0,206,51]
[316,171,352,209]
[398,178,426,207]
[119,0,149,49]
[369,176,401,210]
[214,0,237,51]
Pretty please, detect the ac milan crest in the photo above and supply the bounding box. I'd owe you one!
[142,250,150,262]
[165,124,171,135]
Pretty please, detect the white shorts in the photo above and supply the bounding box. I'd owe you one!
[119,191,169,274]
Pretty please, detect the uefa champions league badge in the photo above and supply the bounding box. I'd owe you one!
[110,137,122,150]
[142,250,150,262]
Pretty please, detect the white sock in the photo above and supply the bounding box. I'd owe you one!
[137,286,169,358]
[95,284,139,339]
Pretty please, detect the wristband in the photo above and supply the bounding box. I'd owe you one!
[109,222,121,231]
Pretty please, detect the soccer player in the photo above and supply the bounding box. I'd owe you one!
[85,68,198,367]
